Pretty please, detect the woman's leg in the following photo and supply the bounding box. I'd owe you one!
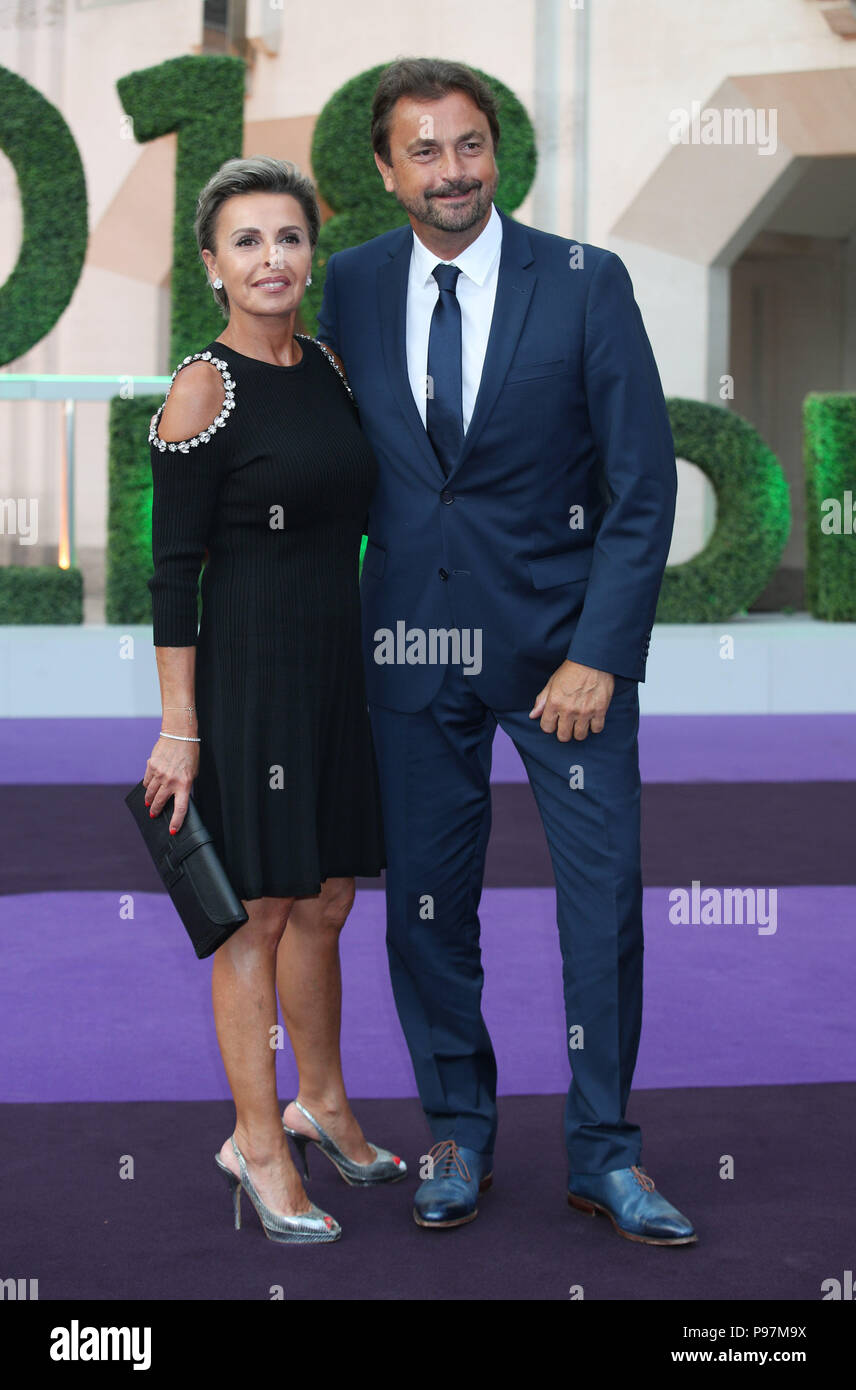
[276,877,374,1162]
[212,895,314,1213]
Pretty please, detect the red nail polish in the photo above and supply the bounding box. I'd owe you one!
[170,828,177,835]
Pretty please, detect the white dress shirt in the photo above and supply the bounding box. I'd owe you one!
[406,201,502,435]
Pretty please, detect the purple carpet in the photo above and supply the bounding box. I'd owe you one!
[1,781,854,893]
[1,712,852,1102]
[3,1087,853,1300]
[2,714,856,783]
[1,710,852,1302]
[1,886,853,1103]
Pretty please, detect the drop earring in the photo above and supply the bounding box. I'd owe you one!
[212,277,223,289]
[306,275,312,286]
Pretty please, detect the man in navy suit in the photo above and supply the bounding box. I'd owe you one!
[317,57,696,1243]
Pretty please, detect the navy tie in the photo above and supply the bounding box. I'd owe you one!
[426,263,463,475]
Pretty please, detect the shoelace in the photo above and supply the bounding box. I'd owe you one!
[631,1164,656,1192]
[427,1139,471,1182]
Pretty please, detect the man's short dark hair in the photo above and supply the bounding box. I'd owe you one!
[371,57,500,166]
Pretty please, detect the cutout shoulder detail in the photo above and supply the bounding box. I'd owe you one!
[149,351,236,453]
[296,334,355,403]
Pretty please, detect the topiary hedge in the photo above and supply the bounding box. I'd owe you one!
[0,566,82,623]
[804,392,856,621]
[116,55,245,370]
[106,395,160,626]
[656,398,791,622]
[0,66,87,365]
[0,65,87,621]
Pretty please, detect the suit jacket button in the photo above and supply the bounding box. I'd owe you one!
[441,491,454,504]
[438,568,449,580]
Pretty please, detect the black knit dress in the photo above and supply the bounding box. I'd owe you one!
[147,334,385,901]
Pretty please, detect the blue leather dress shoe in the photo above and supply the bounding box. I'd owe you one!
[567,1165,697,1245]
[413,1140,493,1229]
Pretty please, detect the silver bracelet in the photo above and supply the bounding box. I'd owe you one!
[159,731,201,743]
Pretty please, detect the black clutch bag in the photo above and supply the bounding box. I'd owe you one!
[125,780,248,958]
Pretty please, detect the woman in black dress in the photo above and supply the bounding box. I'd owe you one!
[142,156,404,1244]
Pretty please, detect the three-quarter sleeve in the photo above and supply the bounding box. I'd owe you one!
[147,352,236,646]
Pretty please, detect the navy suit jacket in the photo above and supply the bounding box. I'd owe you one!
[316,205,677,713]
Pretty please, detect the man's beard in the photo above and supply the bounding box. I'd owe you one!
[397,178,496,233]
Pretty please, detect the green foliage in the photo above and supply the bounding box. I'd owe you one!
[117,55,245,369]
[804,393,856,620]
[0,65,87,365]
[0,67,86,619]
[0,566,82,623]
[106,56,245,623]
[106,396,160,624]
[657,399,791,622]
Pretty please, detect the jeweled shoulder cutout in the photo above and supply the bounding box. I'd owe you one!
[149,351,236,453]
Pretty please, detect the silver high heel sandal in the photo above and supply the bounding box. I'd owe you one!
[214,1135,341,1243]
[283,1099,408,1187]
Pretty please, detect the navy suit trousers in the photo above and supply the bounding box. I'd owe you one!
[368,663,645,1177]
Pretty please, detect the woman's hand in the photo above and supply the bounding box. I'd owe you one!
[143,735,200,835]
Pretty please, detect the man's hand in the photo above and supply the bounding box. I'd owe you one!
[528,660,615,741]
